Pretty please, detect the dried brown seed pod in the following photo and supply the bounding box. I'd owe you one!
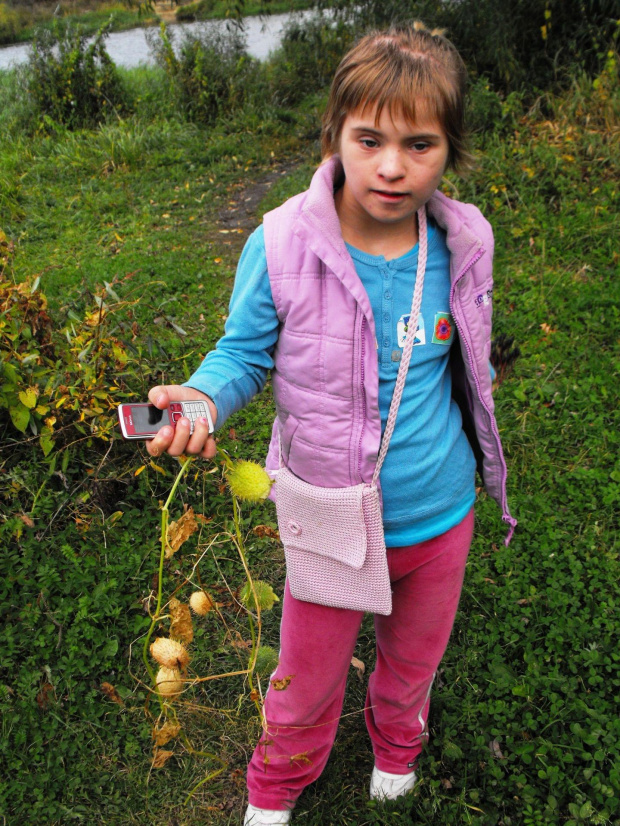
[156,667,184,698]
[189,590,214,616]
[150,637,190,670]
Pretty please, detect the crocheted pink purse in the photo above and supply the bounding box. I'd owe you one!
[275,207,428,615]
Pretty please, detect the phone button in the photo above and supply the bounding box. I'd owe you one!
[169,403,182,413]
[172,412,181,423]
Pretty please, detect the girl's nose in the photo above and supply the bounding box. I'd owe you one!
[378,148,405,180]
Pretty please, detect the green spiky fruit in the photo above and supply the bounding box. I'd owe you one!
[227,461,273,501]
[240,580,279,611]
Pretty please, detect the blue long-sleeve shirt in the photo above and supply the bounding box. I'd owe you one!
[186,221,476,545]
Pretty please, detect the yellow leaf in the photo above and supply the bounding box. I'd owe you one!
[134,465,146,477]
[152,749,175,768]
[169,598,194,644]
[101,682,124,706]
[350,656,366,680]
[166,507,198,558]
[19,388,38,409]
[153,721,181,747]
[270,674,294,691]
[149,461,167,476]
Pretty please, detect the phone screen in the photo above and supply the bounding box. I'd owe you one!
[128,404,171,435]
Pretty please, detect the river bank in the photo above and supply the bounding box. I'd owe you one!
[0,0,314,49]
[0,6,320,70]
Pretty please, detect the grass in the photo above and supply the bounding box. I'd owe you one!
[176,0,314,22]
[0,51,619,826]
[0,1,157,46]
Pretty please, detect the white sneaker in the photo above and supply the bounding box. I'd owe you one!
[243,803,292,825]
[369,766,417,800]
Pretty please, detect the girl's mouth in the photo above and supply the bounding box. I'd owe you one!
[372,190,408,202]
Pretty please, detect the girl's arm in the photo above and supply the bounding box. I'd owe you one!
[146,227,278,460]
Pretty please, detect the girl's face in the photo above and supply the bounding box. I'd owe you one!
[335,104,450,249]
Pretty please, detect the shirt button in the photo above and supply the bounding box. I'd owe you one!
[383,338,390,347]
[384,291,391,300]
[383,312,390,322]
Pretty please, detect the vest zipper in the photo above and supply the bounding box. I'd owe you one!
[357,315,366,483]
[451,249,516,544]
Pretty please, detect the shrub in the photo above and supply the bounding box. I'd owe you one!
[25,19,127,129]
[268,13,355,106]
[148,22,264,124]
[0,234,148,457]
[339,0,620,94]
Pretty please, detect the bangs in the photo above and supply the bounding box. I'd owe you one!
[339,47,454,131]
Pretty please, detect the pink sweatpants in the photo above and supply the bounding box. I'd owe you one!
[247,508,474,811]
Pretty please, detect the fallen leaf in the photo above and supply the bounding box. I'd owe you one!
[488,739,506,760]
[253,525,279,539]
[153,721,181,747]
[19,513,35,528]
[101,682,124,706]
[441,778,453,790]
[169,598,194,644]
[152,749,174,768]
[270,675,294,691]
[36,682,55,710]
[166,507,198,558]
[350,656,366,680]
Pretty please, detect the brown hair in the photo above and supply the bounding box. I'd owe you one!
[321,22,471,172]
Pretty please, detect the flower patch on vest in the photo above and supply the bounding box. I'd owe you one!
[432,312,455,345]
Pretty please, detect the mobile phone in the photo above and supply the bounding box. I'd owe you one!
[117,401,214,440]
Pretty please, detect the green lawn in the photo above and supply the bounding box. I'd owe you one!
[0,52,619,826]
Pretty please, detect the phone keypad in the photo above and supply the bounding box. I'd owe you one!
[181,401,208,433]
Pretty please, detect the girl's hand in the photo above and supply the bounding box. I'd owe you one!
[145,385,218,460]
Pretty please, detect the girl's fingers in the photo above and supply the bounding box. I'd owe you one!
[200,435,217,460]
[166,417,192,457]
[185,417,212,455]
[148,385,171,408]
[146,425,175,457]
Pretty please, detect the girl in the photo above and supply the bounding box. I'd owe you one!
[146,23,516,825]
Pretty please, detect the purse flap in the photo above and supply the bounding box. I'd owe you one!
[275,468,368,570]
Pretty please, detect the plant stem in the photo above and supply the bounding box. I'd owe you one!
[142,456,194,692]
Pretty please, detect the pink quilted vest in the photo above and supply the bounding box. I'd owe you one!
[263,156,516,542]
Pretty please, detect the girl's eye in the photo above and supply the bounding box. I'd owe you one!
[411,141,430,152]
[360,138,379,148]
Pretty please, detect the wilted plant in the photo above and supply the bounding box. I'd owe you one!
[139,451,279,789]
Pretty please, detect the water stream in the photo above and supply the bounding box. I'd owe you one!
[0,10,316,71]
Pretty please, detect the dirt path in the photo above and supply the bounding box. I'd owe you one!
[213,160,299,254]
[153,1,178,24]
